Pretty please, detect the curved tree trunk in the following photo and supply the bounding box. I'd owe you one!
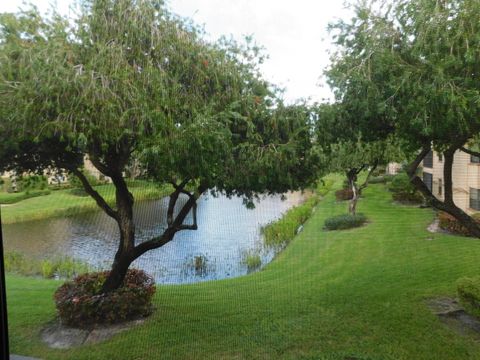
[99,178,206,293]
[407,144,480,238]
[347,169,359,215]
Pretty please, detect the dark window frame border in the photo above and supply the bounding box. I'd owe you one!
[470,188,480,211]
[0,208,9,359]
[424,151,434,168]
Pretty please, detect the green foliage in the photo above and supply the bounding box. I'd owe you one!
[368,176,387,184]
[54,269,156,327]
[18,175,48,192]
[457,277,480,318]
[389,173,424,204]
[5,251,92,279]
[40,260,55,279]
[0,1,318,200]
[263,178,334,247]
[324,213,367,231]
[241,251,262,272]
[0,0,320,291]
[4,252,37,276]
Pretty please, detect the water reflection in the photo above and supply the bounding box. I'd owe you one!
[3,192,304,284]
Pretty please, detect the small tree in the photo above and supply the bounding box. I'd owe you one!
[314,103,399,215]
[0,1,319,292]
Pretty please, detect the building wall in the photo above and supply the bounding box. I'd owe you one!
[386,162,402,175]
[422,150,480,214]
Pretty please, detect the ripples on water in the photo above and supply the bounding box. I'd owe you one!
[3,192,304,284]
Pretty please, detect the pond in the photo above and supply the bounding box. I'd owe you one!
[2,192,305,284]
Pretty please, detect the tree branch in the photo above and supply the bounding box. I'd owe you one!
[460,146,480,158]
[359,159,379,191]
[71,168,118,220]
[406,145,430,178]
[88,155,114,178]
[167,178,190,226]
[133,183,207,257]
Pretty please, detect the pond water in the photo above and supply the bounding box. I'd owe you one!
[2,192,305,284]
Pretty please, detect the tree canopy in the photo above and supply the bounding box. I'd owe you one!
[0,0,319,291]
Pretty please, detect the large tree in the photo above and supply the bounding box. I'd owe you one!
[327,0,480,236]
[0,0,318,292]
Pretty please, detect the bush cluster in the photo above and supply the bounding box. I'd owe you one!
[324,213,367,231]
[335,188,354,201]
[241,251,262,271]
[368,176,387,184]
[438,211,480,237]
[457,277,480,318]
[54,269,156,327]
[19,175,48,191]
[388,173,424,204]
[262,178,334,247]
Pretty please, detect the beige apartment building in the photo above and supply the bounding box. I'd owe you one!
[422,150,480,214]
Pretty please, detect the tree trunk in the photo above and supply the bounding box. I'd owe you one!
[99,178,205,293]
[101,252,134,293]
[347,169,359,215]
[407,145,480,238]
[101,173,137,293]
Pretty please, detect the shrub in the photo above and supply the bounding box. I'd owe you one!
[242,251,262,271]
[383,174,395,183]
[368,176,386,184]
[41,260,56,278]
[335,188,353,201]
[4,252,36,275]
[5,252,92,279]
[263,177,333,247]
[438,211,480,237]
[54,269,156,327]
[457,277,480,318]
[324,213,367,231]
[18,175,48,191]
[388,173,424,204]
[41,257,93,279]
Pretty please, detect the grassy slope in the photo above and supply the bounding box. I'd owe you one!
[1,182,171,224]
[7,181,480,359]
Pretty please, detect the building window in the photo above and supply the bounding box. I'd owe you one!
[423,172,433,192]
[438,179,442,196]
[471,155,480,164]
[470,188,480,210]
[438,153,443,162]
[424,151,433,168]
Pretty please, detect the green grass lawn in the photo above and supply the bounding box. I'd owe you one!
[7,180,480,359]
[0,190,52,205]
[1,181,171,224]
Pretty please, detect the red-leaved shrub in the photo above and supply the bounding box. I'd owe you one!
[438,211,480,237]
[54,269,156,327]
